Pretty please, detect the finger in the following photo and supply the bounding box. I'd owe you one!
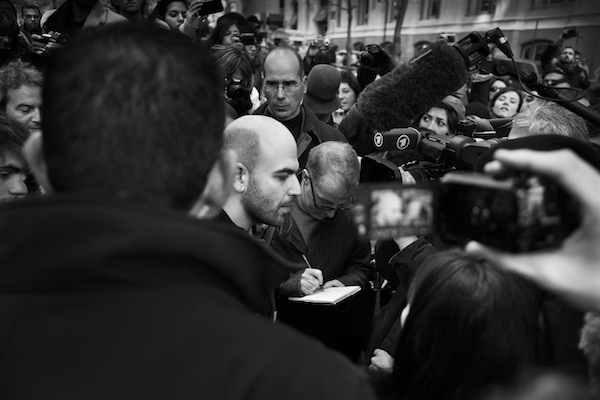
[306,268,323,285]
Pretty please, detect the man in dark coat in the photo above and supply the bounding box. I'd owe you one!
[0,23,376,400]
[253,45,347,168]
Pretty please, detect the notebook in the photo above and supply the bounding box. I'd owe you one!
[288,286,361,306]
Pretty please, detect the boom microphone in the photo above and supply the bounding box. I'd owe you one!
[356,40,469,132]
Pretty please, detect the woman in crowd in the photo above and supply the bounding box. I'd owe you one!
[212,45,255,119]
[206,19,241,48]
[416,101,459,136]
[333,70,361,126]
[371,250,537,400]
[149,0,187,31]
[489,86,523,118]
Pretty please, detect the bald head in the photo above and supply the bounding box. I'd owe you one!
[222,115,301,229]
[223,115,298,171]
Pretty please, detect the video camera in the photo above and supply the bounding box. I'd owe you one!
[370,123,508,180]
[353,169,580,253]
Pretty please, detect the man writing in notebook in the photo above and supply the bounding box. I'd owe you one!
[268,141,372,363]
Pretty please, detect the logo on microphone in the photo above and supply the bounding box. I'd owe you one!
[374,132,384,148]
[396,135,411,150]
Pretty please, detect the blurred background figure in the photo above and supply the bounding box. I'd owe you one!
[0,113,38,201]
[304,63,341,125]
[333,70,361,127]
[111,0,146,21]
[150,0,186,30]
[212,44,255,119]
[20,3,41,36]
[206,18,240,48]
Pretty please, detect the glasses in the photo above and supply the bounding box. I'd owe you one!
[263,80,303,93]
[306,170,353,213]
[489,85,503,93]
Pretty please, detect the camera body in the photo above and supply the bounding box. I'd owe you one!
[226,78,250,102]
[197,0,224,16]
[353,171,580,252]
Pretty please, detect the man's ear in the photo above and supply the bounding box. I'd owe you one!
[23,131,53,193]
[232,161,249,193]
[189,149,236,219]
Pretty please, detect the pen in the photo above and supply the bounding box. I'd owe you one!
[301,254,323,290]
[301,254,312,269]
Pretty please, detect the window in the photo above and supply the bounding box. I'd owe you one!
[521,39,552,63]
[467,0,496,14]
[387,0,397,23]
[357,0,369,26]
[421,0,440,19]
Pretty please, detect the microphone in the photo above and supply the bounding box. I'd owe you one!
[357,41,469,132]
[372,128,423,151]
[485,28,513,59]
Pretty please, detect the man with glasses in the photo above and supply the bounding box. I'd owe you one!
[269,141,372,362]
[253,45,346,169]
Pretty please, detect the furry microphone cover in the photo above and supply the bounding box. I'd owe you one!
[357,41,469,132]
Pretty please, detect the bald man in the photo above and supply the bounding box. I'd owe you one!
[253,45,346,169]
[221,115,301,231]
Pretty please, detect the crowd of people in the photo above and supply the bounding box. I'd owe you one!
[0,2,600,399]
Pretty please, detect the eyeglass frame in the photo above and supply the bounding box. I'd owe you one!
[304,169,354,213]
[263,78,304,93]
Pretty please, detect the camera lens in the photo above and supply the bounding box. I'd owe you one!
[228,84,249,101]
[360,53,375,68]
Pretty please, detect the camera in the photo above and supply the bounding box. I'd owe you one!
[371,126,506,179]
[197,0,224,16]
[359,44,383,69]
[562,27,579,39]
[226,78,249,102]
[353,171,580,252]
[240,33,256,46]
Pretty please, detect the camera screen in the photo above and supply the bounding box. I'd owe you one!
[353,184,434,240]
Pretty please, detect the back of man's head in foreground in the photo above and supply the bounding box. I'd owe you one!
[36,23,225,211]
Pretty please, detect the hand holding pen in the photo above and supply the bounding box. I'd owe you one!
[300,254,323,295]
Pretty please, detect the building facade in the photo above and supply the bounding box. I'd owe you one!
[239,0,600,77]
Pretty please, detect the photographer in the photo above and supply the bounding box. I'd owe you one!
[212,44,255,119]
[540,27,590,90]
[357,43,396,92]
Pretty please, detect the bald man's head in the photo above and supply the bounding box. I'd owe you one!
[223,115,297,171]
[222,115,301,229]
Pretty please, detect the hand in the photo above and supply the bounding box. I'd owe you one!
[322,279,344,289]
[300,268,323,295]
[184,0,209,29]
[466,148,600,310]
[368,348,394,373]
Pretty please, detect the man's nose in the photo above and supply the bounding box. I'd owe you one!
[31,107,41,123]
[9,175,28,196]
[325,209,336,218]
[289,175,301,196]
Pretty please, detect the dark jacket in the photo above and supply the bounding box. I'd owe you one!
[253,102,347,168]
[0,195,377,400]
[269,209,373,360]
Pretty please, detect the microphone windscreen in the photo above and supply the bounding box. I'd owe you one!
[357,41,469,132]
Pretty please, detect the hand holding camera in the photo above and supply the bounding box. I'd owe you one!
[467,148,600,309]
